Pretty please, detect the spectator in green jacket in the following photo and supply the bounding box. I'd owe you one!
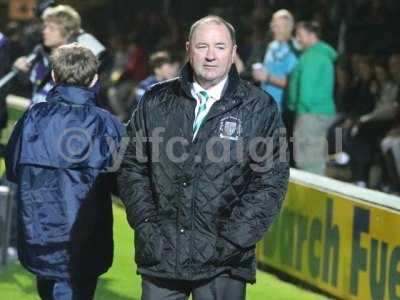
[288,21,337,175]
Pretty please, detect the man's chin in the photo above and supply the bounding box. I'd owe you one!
[200,72,221,83]
[44,42,54,49]
[196,75,225,88]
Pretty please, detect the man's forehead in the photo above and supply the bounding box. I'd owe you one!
[191,22,232,42]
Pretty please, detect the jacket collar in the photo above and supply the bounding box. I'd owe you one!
[46,84,97,106]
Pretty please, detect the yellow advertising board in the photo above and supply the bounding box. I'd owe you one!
[258,172,400,300]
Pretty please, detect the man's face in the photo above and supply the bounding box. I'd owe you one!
[295,27,312,50]
[271,17,291,42]
[42,21,69,49]
[186,22,236,88]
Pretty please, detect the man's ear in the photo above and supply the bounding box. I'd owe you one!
[185,41,190,52]
[232,44,237,63]
[89,73,98,88]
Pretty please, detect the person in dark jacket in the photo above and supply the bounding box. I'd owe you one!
[117,15,289,300]
[5,44,124,300]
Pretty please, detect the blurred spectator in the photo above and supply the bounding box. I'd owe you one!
[327,62,355,157]
[13,5,83,104]
[334,61,355,116]
[379,55,400,192]
[389,53,400,85]
[347,56,377,119]
[12,5,105,105]
[4,21,28,61]
[252,9,298,110]
[119,35,150,83]
[288,21,337,175]
[359,59,398,123]
[380,119,400,193]
[135,51,180,102]
[348,57,399,187]
[108,50,180,122]
[344,57,379,187]
[106,35,131,91]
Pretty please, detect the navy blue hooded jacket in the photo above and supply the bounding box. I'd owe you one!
[5,84,125,281]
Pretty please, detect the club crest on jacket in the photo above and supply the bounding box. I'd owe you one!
[219,116,242,141]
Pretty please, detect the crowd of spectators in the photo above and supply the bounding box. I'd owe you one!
[2,0,400,194]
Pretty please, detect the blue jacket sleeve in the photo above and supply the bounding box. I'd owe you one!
[5,114,26,183]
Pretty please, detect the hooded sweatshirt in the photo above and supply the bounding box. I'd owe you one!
[288,41,337,115]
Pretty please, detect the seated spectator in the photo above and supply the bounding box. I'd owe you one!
[377,54,400,192]
[327,56,377,183]
[327,61,355,157]
[380,119,400,194]
[389,53,400,86]
[357,59,399,124]
[346,57,398,187]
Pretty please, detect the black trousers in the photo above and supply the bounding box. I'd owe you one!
[141,273,246,300]
[36,277,97,300]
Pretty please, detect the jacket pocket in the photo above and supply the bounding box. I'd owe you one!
[134,221,163,267]
[24,190,70,244]
[215,219,243,265]
[215,236,240,265]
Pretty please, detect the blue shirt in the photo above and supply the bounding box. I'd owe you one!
[262,40,298,110]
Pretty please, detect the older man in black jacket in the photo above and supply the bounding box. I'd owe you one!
[117,15,289,300]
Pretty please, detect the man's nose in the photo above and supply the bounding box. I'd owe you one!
[205,47,216,61]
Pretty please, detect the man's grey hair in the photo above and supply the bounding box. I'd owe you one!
[188,15,236,45]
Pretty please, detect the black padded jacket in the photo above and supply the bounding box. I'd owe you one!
[117,63,289,283]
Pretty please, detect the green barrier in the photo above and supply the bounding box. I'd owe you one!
[258,169,400,300]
